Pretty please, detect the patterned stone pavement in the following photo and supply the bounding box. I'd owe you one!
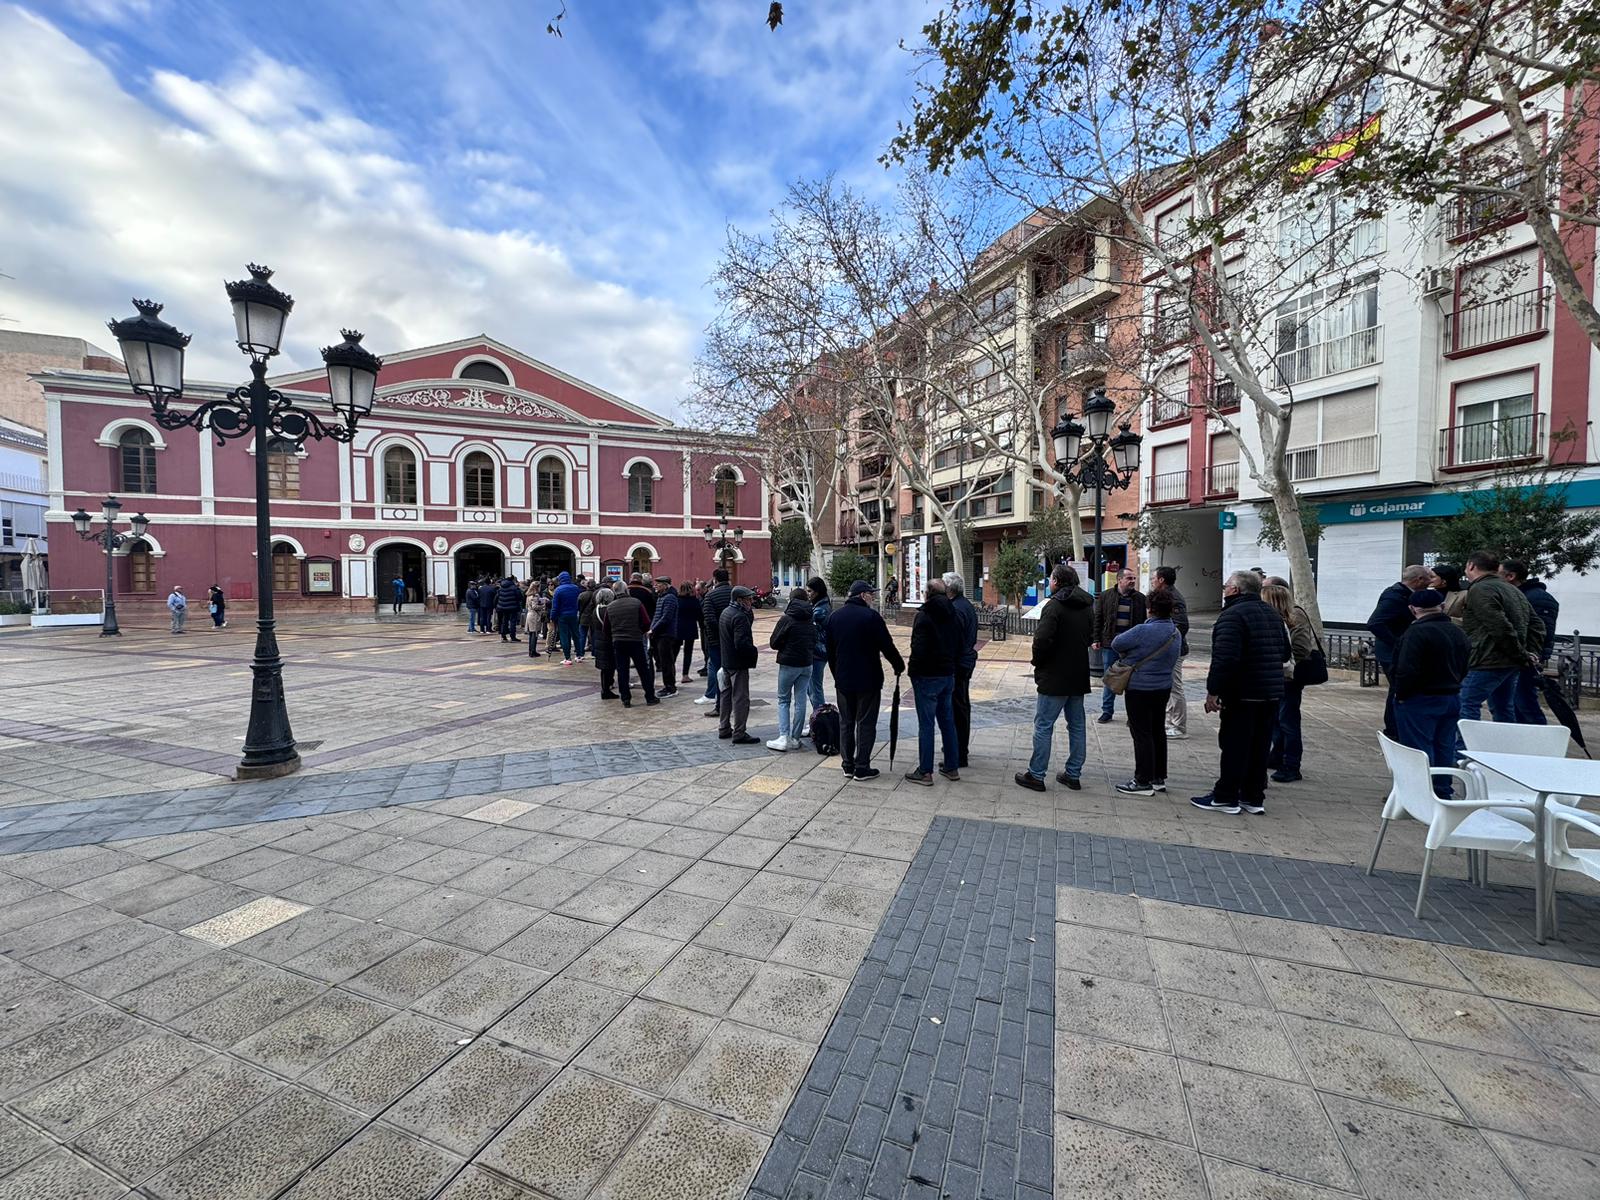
[1,616,1598,1199]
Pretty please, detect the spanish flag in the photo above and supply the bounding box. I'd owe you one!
[1293,113,1381,178]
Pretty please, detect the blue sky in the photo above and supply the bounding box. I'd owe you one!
[1,0,935,416]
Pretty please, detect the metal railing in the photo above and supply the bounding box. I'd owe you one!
[1450,286,1549,352]
[1152,394,1188,425]
[1205,460,1240,495]
[1211,376,1239,411]
[1439,412,1543,469]
[1149,469,1190,505]
[1276,325,1382,386]
[0,472,46,494]
[1288,433,1379,481]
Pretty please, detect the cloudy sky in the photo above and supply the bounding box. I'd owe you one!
[0,0,933,416]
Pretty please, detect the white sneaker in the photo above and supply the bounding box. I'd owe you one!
[693,696,714,705]
[1165,728,1189,739]
[561,659,573,666]
[765,736,790,752]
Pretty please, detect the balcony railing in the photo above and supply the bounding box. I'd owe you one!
[1149,469,1190,506]
[1449,286,1549,353]
[902,511,924,532]
[1439,412,1544,470]
[1275,325,1382,386]
[1060,340,1113,379]
[1287,433,1379,481]
[1152,394,1188,425]
[1206,461,1240,496]
[1211,376,1239,411]
[0,472,46,494]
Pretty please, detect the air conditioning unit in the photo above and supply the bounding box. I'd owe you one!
[1423,267,1454,298]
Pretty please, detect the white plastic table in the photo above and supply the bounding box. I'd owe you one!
[1458,750,1600,943]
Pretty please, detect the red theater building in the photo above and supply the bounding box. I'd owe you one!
[39,335,767,615]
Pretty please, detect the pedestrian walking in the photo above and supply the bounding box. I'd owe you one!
[807,577,832,711]
[1263,583,1317,783]
[1501,558,1559,726]
[593,587,619,699]
[605,584,657,706]
[1092,568,1147,724]
[1015,564,1094,792]
[1191,571,1290,816]
[904,578,962,786]
[945,572,979,769]
[390,574,406,614]
[1366,564,1432,738]
[826,580,904,781]
[885,575,899,605]
[551,571,582,664]
[1109,589,1183,796]
[1151,567,1189,740]
[1391,587,1471,796]
[577,580,598,661]
[1459,551,1545,727]
[167,584,188,633]
[676,581,702,683]
[717,586,760,743]
[465,580,481,633]
[649,576,681,697]
[699,568,733,709]
[1430,563,1466,625]
[207,584,227,629]
[768,586,818,751]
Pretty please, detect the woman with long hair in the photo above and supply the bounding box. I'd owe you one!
[1430,563,1465,625]
[1263,583,1317,782]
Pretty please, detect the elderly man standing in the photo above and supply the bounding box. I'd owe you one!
[1092,567,1146,724]
[1366,563,1432,739]
[1015,564,1095,792]
[826,580,904,781]
[945,572,980,769]
[1192,571,1289,816]
[1459,551,1544,727]
[717,586,761,745]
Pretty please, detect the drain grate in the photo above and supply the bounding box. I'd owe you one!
[297,740,325,751]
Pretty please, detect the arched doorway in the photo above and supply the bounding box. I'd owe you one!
[628,545,656,578]
[528,543,576,584]
[374,544,426,604]
[455,544,506,596]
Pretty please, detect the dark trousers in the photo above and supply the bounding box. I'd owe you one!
[614,640,655,703]
[1269,682,1304,770]
[1377,658,1398,739]
[653,634,679,693]
[497,609,517,640]
[478,606,494,633]
[681,636,697,679]
[704,644,722,700]
[953,667,973,767]
[1125,687,1171,785]
[719,668,751,736]
[1512,667,1548,725]
[837,687,881,774]
[1213,699,1276,804]
[1395,691,1460,797]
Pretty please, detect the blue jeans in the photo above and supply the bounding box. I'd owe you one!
[577,621,588,658]
[1099,648,1119,718]
[466,608,478,632]
[1028,693,1086,781]
[777,664,811,742]
[1397,692,1461,797]
[1459,667,1519,725]
[557,614,580,659]
[912,675,958,775]
[810,659,827,709]
[1512,668,1547,724]
[1269,682,1303,771]
[704,644,722,700]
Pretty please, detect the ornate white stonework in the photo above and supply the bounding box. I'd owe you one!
[580,539,595,554]
[510,538,526,555]
[432,536,449,553]
[348,534,366,552]
[379,386,564,421]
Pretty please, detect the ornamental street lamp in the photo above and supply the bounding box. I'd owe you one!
[702,514,745,574]
[69,497,150,637]
[108,266,382,780]
[1051,386,1142,589]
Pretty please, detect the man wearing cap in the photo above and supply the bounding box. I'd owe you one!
[717,586,761,744]
[167,584,188,634]
[1390,586,1471,797]
[649,576,681,698]
[826,579,905,781]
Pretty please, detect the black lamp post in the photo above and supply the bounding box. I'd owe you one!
[1051,387,1142,589]
[69,497,150,637]
[107,267,382,779]
[703,514,745,574]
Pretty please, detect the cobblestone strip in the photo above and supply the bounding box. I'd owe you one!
[749,818,1056,1200]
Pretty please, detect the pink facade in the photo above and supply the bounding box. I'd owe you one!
[41,336,767,614]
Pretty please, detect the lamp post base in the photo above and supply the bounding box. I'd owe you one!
[236,752,301,781]
[99,627,122,637]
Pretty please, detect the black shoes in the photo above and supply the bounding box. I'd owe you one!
[1096,714,1114,724]
[719,729,732,739]
[731,733,761,745]
[904,770,934,787]
[1270,769,1302,783]
[1056,772,1082,790]
[854,768,881,781]
[601,691,619,700]
[1116,780,1156,796]
[938,767,961,782]
[645,697,661,706]
[1190,793,1242,814]
[1014,771,1045,792]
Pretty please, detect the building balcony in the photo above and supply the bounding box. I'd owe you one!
[1149,469,1190,506]
[902,511,925,533]
[0,471,47,496]
[1205,461,1239,497]
[1448,286,1549,354]
[1210,375,1239,412]
[855,472,893,493]
[1059,340,1114,381]
[1151,394,1189,426]
[1439,412,1544,472]
[1275,325,1382,387]
[1035,263,1122,322]
[1287,433,1379,482]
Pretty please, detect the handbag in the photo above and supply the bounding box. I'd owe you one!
[1103,631,1178,696]
[1294,641,1329,686]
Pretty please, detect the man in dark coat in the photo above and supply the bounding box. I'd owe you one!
[904,579,963,785]
[577,582,598,661]
[1391,587,1471,796]
[495,576,522,642]
[945,571,979,769]
[1152,566,1190,739]
[604,585,657,707]
[700,568,734,709]
[649,577,681,698]
[464,580,481,634]
[677,583,703,683]
[1016,564,1095,792]
[1501,558,1559,725]
[628,572,657,619]
[1366,564,1433,738]
[1092,568,1147,723]
[1459,550,1544,727]
[826,580,904,780]
[1192,571,1291,816]
[476,576,496,634]
[717,586,760,743]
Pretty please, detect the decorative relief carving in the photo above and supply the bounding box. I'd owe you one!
[510,538,526,554]
[348,534,366,552]
[432,536,449,553]
[379,386,563,421]
[580,539,594,555]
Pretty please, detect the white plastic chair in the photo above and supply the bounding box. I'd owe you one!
[1369,735,1538,918]
[1546,807,1600,936]
[1458,719,1585,882]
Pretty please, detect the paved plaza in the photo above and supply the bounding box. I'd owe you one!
[1,614,1598,1199]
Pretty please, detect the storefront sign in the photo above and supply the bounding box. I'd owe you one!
[1319,479,1600,525]
[307,562,335,594]
[1219,511,1237,530]
[903,536,928,605]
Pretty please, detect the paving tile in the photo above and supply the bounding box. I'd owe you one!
[64,930,217,999]
[1055,971,1169,1052]
[1367,978,1544,1058]
[1146,939,1268,1006]
[728,962,849,1041]
[143,1085,364,1200]
[284,924,419,984]
[436,1167,537,1200]
[1323,929,1471,989]
[344,938,478,1006]
[0,1006,146,1100]
[0,1149,126,1200]
[641,945,761,1017]
[619,890,722,941]
[730,872,822,916]
[693,905,793,960]
[1254,958,1402,1034]
[593,1102,767,1200]
[491,975,631,1060]
[1322,1094,1522,1199]
[480,1068,656,1200]
[767,917,876,980]
[1443,946,1600,1014]
[671,1021,813,1133]
[1229,913,1357,969]
[1420,1042,1600,1149]
[1053,1115,1206,1200]
[1161,992,1304,1081]
[1052,1031,1190,1143]
[378,888,485,935]
[169,970,324,1048]
[494,913,608,972]
[1201,1157,1368,1199]
[0,979,97,1047]
[765,844,844,881]
[1054,922,1157,986]
[429,897,546,953]
[799,883,892,930]
[1138,899,1243,949]
[14,1031,211,1135]
[565,928,681,992]
[387,1040,557,1155]
[667,861,756,902]
[576,998,718,1095]
[465,798,540,825]
[1278,1013,1463,1118]
[300,1010,460,1114]
[1484,1130,1600,1200]
[412,956,548,1031]
[324,874,437,919]
[116,950,272,1021]
[0,1108,53,1176]
[556,877,658,924]
[1496,999,1600,1073]
[232,990,395,1077]
[282,1124,461,1199]
[230,907,363,964]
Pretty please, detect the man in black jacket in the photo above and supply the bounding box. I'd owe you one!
[1016,564,1095,792]
[1391,587,1471,797]
[945,572,979,768]
[649,577,681,698]
[699,568,734,711]
[495,577,522,643]
[1501,559,1559,726]
[1092,568,1147,724]
[904,580,962,785]
[604,587,657,707]
[717,586,760,744]
[1152,566,1190,739]
[1366,564,1433,738]
[1192,571,1290,816]
[577,582,597,662]
[826,580,905,780]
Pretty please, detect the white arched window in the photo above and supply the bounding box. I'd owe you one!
[536,455,566,510]
[714,466,740,516]
[383,445,418,505]
[119,428,158,494]
[458,360,510,384]
[627,462,654,513]
[463,451,496,508]
[266,437,300,500]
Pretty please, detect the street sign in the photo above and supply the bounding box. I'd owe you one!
[1219,511,1238,530]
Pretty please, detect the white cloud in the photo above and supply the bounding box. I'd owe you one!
[0,8,699,416]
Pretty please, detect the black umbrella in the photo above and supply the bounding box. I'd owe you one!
[888,677,902,767]
[1534,670,1591,757]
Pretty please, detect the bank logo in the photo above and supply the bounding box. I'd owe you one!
[1348,503,1366,517]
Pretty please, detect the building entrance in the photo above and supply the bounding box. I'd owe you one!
[374,545,426,605]
[455,545,506,597]
[529,545,577,584]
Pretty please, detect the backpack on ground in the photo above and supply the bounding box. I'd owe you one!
[810,704,841,756]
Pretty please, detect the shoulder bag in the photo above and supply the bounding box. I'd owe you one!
[1294,628,1330,686]
[1103,631,1178,696]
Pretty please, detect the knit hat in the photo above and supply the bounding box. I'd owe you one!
[1408,588,1444,609]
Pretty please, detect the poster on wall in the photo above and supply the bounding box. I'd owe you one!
[902,535,928,606]
[604,562,625,583]
[307,562,335,594]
